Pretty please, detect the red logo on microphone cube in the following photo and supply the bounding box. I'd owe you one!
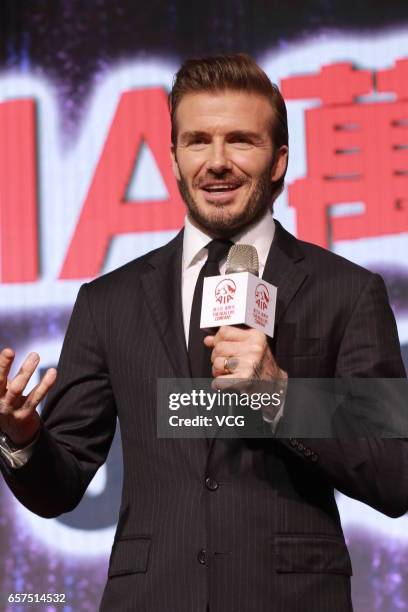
[255,283,270,311]
[215,279,236,305]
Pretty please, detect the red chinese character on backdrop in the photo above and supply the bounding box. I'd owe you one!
[281,60,408,248]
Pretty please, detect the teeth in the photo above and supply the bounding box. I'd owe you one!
[205,185,238,191]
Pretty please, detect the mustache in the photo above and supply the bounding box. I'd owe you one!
[193,173,248,189]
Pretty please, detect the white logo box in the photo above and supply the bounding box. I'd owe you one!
[200,272,277,338]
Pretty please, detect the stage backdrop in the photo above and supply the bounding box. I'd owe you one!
[1,2,408,610]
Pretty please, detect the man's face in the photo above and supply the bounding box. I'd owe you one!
[171,90,288,236]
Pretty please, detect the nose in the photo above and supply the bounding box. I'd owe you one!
[206,140,232,173]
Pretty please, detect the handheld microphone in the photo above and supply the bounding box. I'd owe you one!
[226,244,259,276]
[200,244,277,337]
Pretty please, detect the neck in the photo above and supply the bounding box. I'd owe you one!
[186,207,273,241]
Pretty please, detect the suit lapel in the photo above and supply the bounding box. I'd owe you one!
[141,230,209,465]
[263,220,309,327]
[140,230,191,379]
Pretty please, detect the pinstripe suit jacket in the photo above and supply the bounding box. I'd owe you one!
[1,220,407,612]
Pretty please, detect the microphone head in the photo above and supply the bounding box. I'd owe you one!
[225,244,259,276]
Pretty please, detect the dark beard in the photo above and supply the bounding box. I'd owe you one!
[177,164,276,238]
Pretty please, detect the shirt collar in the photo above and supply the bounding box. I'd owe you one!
[182,216,213,269]
[182,210,275,271]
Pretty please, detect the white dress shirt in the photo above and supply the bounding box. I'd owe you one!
[182,211,276,342]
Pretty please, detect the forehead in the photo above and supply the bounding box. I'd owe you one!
[175,91,274,135]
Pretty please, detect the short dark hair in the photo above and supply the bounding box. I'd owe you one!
[169,53,288,197]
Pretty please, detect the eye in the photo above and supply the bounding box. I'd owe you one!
[229,138,253,148]
[227,134,254,148]
[188,137,209,149]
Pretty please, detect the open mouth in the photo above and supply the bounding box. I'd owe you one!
[199,182,243,202]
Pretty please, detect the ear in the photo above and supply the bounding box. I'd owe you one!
[271,146,289,182]
[170,146,181,181]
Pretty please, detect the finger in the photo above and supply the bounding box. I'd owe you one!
[215,326,250,342]
[211,341,238,361]
[23,368,57,413]
[212,355,242,376]
[212,356,229,376]
[0,348,15,394]
[203,335,215,348]
[5,352,40,402]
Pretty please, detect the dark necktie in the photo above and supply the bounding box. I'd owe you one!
[188,239,233,379]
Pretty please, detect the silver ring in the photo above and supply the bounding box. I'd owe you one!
[224,357,238,374]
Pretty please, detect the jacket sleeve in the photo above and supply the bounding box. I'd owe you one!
[0,283,117,518]
[276,273,408,518]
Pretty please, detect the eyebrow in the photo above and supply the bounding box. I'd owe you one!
[227,130,261,141]
[179,129,262,144]
[179,130,209,144]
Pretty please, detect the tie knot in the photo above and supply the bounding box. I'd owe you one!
[206,239,233,264]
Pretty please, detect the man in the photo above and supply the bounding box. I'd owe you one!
[0,54,407,612]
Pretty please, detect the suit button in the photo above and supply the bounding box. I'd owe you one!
[205,477,219,491]
[311,453,319,462]
[197,549,207,565]
[289,438,298,447]
[304,448,312,457]
[298,442,305,451]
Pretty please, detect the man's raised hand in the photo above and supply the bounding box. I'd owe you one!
[0,348,56,447]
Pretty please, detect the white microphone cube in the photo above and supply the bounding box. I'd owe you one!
[200,272,277,338]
